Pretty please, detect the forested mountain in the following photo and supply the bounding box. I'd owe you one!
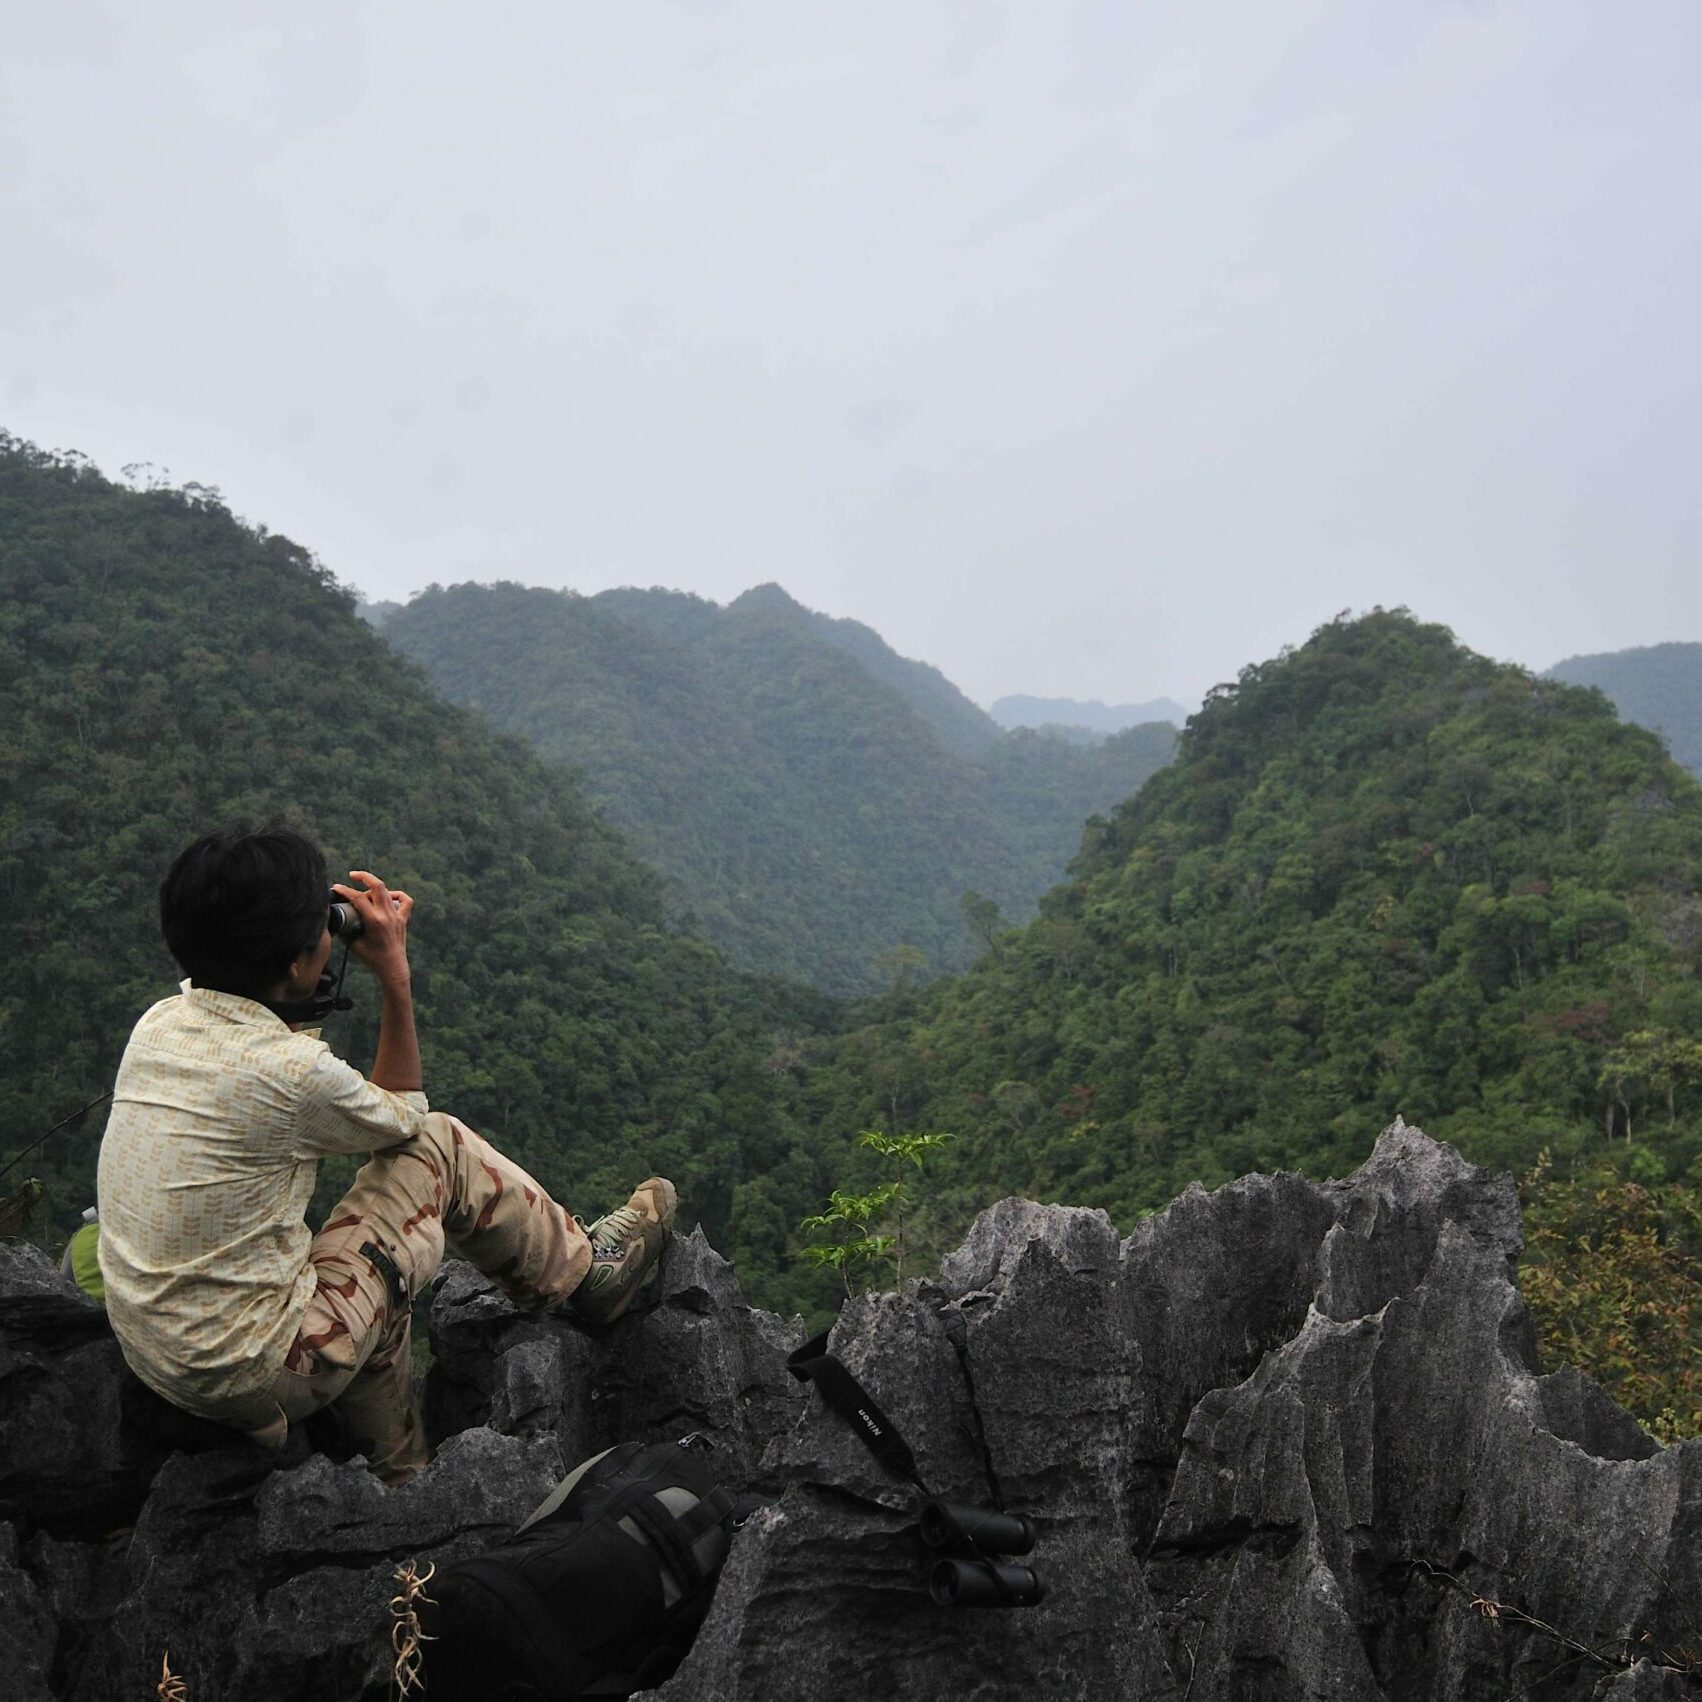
[4,444,1694,1403]
[1546,641,1702,780]
[382,582,1178,993]
[808,611,1702,1249]
[0,435,837,1305]
[991,692,1189,735]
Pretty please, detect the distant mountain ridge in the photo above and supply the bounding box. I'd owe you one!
[991,691,1188,735]
[600,581,1001,761]
[1545,641,1702,780]
[777,588,1001,761]
[382,582,1177,993]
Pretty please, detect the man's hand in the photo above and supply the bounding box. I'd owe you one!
[333,870,414,989]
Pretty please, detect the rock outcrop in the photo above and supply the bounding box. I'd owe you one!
[1,1123,1696,1701]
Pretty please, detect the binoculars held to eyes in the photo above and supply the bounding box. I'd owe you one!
[327,891,365,940]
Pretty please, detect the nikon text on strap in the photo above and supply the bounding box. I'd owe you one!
[785,1329,929,1493]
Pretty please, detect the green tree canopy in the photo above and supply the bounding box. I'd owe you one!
[804,611,1702,1235]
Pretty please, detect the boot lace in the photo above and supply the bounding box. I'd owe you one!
[590,1205,642,1259]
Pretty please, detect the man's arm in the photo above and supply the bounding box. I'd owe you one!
[370,975,423,1094]
[293,1051,427,1156]
[334,869,422,1094]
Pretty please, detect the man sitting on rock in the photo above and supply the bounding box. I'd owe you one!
[97,826,676,1485]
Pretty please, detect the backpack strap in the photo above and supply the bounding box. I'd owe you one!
[624,1491,700,1589]
[675,1484,736,1548]
[786,1330,930,1495]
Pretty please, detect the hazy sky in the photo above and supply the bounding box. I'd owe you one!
[4,2,1697,711]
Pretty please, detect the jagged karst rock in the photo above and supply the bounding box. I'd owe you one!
[0,1228,804,1701]
[0,1125,1697,1701]
[657,1210,1182,1701]
[1137,1130,1698,1702]
[97,1428,565,1702]
[426,1224,806,1485]
[0,1522,58,1702]
[1596,1662,1700,1699]
[1535,1364,1662,1463]
[11,1524,128,1702]
[0,1243,246,1540]
[646,1123,1699,1702]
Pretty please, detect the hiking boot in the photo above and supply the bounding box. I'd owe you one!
[566,1177,678,1326]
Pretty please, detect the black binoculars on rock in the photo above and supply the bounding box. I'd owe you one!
[920,1499,1045,1608]
[785,1332,1046,1614]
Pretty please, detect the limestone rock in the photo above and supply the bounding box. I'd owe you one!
[0,1227,803,1700]
[0,1522,57,1702]
[647,1123,1698,1702]
[97,1428,563,1702]
[1,1128,1697,1702]
[426,1224,805,1487]
[0,1243,251,1539]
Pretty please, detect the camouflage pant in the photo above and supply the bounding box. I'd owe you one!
[268,1112,591,1484]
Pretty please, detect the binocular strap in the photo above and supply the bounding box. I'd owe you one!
[785,1330,929,1494]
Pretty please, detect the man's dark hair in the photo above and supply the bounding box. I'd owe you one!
[160,827,329,999]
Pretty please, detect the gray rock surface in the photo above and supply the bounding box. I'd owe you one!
[645,1122,1699,1702]
[0,1221,805,1700]
[425,1224,805,1485]
[0,1242,242,1540]
[0,1522,58,1702]
[1,1124,1696,1701]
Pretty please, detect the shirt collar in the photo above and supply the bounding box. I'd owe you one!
[180,979,291,1030]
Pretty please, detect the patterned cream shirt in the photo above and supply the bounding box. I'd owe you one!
[97,981,429,1433]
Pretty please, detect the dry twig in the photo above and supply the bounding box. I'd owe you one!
[389,1558,437,1699]
[1412,1558,1700,1678]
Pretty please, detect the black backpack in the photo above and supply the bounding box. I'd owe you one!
[416,1439,738,1701]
